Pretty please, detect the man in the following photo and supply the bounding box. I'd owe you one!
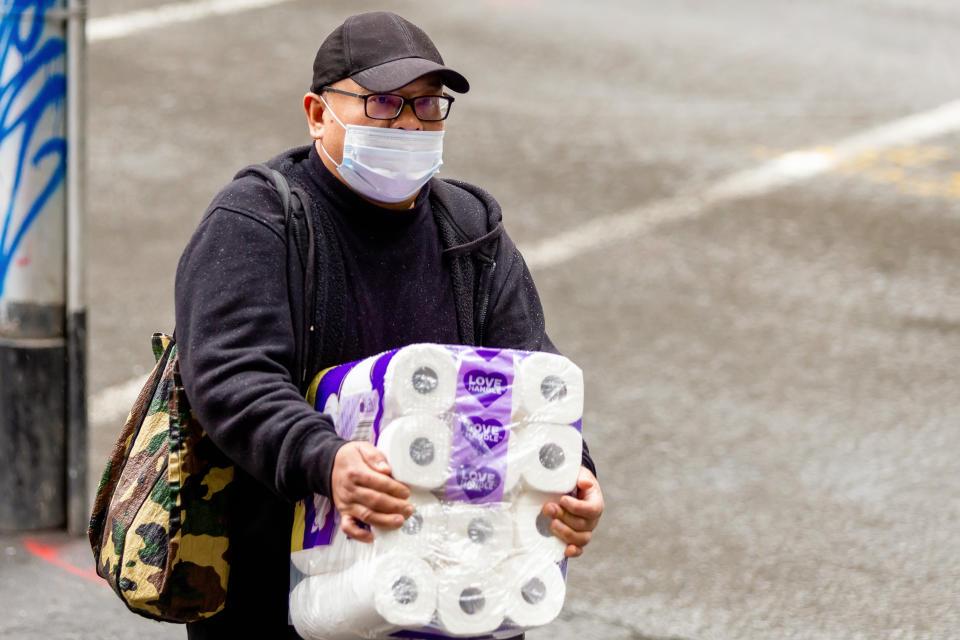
[175,11,603,639]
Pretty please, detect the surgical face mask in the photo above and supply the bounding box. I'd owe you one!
[318,96,444,204]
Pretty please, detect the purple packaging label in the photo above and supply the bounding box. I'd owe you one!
[461,416,508,454]
[462,368,510,409]
[302,494,337,549]
[313,362,353,411]
[446,348,515,504]
[369,348,401,440]
[453,462,506,501]
[338,390,380,441]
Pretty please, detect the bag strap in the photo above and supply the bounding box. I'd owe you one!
[235,164,317,390]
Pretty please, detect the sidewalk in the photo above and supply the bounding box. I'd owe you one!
[0,530,179,640]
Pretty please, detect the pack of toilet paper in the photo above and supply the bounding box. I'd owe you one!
[289,344,584,640]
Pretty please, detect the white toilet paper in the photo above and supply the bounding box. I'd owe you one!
[512,492,567,563]
[322,393,340,426]
[436,564,506,636]
[441,502,514,565]
[340,355,376,396]
[372,553,439,628]
[513,353,584,424]
[502,554,566,628]
[377,415,452,489]
[501,425,527,497]
[291,522,374,576]
[289,557,379,640]
[374,491,445,559]
[517,423,582,494]
[383,344,458,419]
[290,554,437,639]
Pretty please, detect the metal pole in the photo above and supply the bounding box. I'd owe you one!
[65,0,87,536]
[0,0,70,531]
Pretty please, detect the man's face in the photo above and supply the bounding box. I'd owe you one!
[305,73,446,177]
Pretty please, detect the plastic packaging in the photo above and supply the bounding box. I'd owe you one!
[290,343,584,639]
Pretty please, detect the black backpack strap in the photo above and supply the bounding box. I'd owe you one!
[234,163,317,391]
[276,165,347,382]
[250,146,348,386]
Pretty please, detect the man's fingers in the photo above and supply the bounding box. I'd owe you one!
[341,464,411,500]
[543,503,592,532]
[558,493,603,520]
[348,485,413,518]
[340,514,374,543]
[359,442,392,475]
[359,469,412,500]
[550,517,591,549]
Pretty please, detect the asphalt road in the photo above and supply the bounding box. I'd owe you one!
[3,0,960,638]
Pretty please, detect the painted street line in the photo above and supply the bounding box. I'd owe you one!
[89,98,960,424]
[88,98,960,424]
[522,99,960,270]
[87,0,296,42]
[23,539,103,584]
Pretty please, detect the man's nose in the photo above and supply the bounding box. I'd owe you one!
[391,102,423,131]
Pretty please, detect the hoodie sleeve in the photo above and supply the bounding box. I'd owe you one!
[482,231,597,479]
[174,179,347,502]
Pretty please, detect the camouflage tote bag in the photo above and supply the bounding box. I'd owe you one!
[88,333,234,622]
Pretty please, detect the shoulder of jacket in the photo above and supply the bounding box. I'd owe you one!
[430,177,503,240]
[200,164,292,234]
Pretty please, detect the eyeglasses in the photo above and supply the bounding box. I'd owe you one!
[321,86,454,122]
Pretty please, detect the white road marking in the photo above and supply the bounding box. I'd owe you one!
[87,0,296,42]
[84,3,960,421]
[522,98,960,270]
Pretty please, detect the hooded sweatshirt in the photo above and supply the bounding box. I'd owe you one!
[175,145,593,638]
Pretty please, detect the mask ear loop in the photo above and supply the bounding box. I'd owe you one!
[317,95,347,169]
[316,94,381,192]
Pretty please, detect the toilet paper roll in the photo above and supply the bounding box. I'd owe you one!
[502,554,566,628]
[289,557,378,640]
[436,564,506,636]
[517,424,582,494]
[374,491,445,560]
[340,355,376,397]
[290,554,436,639]
[383,344,458,419]
[372,553,439,628]
[501,425,527,497]
[441,502,514,564]
[377,415,452,489]
[291,524,374,576]
[322,393,340,428]
[512,492,567,563]
[513,353,584,424]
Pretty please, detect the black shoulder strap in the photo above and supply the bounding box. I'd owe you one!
[235,163,318,390]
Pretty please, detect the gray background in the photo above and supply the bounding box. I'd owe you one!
[2,1,960,638]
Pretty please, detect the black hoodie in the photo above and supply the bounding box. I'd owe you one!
[175,145,594,638]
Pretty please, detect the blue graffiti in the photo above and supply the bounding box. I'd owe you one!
[0,0,67,297]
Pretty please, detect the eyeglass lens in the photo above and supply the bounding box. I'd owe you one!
[366,94,450,121]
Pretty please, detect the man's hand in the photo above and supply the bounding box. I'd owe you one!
[543,466,604,558]
[331,441,414,543]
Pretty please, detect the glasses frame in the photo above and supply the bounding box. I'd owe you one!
[321,86,454,122]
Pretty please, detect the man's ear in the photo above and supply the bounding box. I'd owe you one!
[303,92,325,140]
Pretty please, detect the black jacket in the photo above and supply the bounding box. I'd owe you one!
[175,146,594,638]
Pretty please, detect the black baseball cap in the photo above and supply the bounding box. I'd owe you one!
[310,11,470,94]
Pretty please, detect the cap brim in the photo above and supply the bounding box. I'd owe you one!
[351,57,470,93]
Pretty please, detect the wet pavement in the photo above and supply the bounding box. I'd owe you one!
[3,0,960,638]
